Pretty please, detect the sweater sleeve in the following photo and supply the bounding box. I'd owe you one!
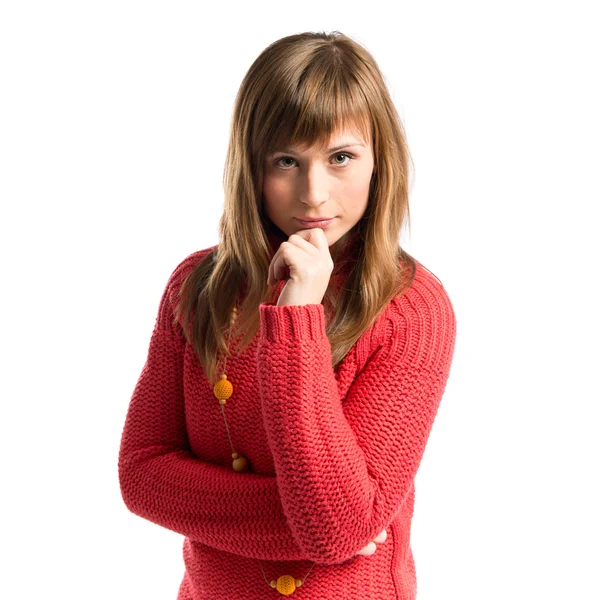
[256,271,457,565]
[118,254,309,561]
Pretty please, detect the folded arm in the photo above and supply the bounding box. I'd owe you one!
[118,255,309,561]
[256,272,457,564]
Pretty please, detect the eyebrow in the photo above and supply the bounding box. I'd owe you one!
[273,142,365,156]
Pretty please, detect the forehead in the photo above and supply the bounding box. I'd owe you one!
[272,125,368,154]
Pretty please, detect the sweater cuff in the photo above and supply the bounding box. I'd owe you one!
[259,302,326,343]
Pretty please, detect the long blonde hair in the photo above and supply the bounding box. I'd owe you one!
[174,31,417,384]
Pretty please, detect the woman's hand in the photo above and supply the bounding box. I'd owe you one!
[267,228,334,307]
[356,528,388,556]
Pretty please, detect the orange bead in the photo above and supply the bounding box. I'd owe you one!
[232,455,249,472]
[276,574,296,595]
[213,376,233,400]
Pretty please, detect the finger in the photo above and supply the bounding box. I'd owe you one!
[267,245,285,286]
[270,243,298,284]
[298,227,328,252]
[287,232,321,255]
[287,231,332,274]
[356,541,376,556]
[267,249,276,286]
[272,243,293,283]
[373,529,387,544]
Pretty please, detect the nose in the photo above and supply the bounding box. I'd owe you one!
[299,163,330,208]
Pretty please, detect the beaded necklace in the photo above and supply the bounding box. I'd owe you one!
[212,303,317,595]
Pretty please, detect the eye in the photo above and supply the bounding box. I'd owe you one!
[274,152,355,169]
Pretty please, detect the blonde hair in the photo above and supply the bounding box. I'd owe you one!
[174,30,417,384]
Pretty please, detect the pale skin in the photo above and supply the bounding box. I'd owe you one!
[262,125,374,254]
[264,124,375,304]
[265,127,386,556]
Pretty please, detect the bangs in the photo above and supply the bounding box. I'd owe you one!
[263,70,373,156]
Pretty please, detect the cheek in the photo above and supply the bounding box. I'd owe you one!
[337,177,370,216]
[343,176,370,203]
[262,171,287,198]
[262,177,289,218]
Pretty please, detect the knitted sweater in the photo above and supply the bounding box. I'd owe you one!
[118,244,457,600]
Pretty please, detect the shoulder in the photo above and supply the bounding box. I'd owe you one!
[391,259,455,322]
[173,245,218,278]
[164,245,217,295]
[382,258,457,369]
[155,245,218,332]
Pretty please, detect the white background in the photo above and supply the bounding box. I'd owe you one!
[1,1,598,599]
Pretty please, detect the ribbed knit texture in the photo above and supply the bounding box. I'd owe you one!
[118,245,457,600]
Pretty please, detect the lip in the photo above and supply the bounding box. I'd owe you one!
[295,217,336,229]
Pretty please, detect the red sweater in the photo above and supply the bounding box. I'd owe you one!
[118,245,457,600]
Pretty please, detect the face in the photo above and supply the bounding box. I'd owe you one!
[262,125,375,247]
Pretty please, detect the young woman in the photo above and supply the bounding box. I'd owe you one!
[118,31,457,599]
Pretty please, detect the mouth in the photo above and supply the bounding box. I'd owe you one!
[295,217,336,229]
[296,216,334,222]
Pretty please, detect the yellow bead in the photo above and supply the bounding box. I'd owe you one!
[213,376,233,400]
[276,574,296,595]
[295,579,302,587]
[270,581,277,588]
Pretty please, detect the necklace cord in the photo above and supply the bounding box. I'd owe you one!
[212,303,317,594]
